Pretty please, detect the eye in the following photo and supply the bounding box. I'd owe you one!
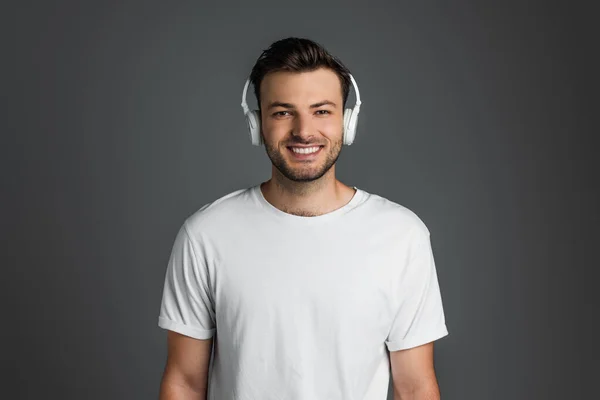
[315,110,331,115]
[273,111,291,117]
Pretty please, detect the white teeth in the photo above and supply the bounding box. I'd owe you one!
[291,146,320,154]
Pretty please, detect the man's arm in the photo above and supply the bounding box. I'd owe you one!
[159,331,213,400]
[390,342,440,400]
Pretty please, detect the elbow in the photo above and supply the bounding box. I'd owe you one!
[394,383,440,400]
[160,369,208,399]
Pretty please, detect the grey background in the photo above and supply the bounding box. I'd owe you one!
[3,0,597,399]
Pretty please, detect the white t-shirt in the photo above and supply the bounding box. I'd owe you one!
[158,184,449,400]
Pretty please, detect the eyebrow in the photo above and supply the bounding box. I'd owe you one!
[266,100,337,110]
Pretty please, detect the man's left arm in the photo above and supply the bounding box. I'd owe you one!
[390,342,440,400]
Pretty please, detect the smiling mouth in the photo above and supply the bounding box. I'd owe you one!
[288,145,323,153]
[287,145,324,159]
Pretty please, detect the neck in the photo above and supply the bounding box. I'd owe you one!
[261,168,355,217]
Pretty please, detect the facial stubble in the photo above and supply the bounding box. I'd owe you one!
[263,135,343,183]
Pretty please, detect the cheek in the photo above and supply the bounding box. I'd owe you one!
[317,117,343,135]
[260,118,281,134]
[261,124,289,143]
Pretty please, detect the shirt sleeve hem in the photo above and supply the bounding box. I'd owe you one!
[158,316,215,340]
[385,325,449,352]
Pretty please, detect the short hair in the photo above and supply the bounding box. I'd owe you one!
[249,37,352,109]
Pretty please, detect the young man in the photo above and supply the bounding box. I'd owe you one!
[158,37,449,400]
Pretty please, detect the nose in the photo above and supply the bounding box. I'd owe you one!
[291,112,315,142]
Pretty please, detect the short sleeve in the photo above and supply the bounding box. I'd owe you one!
[385,226,448,351]
[157,221,216,339]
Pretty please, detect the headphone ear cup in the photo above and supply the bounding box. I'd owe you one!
[246,110,262,146]
[343,108,352,145]
[343,108,358,145]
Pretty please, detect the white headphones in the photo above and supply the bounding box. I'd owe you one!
[241,74,362,146]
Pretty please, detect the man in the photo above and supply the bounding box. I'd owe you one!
[158,37,449,400]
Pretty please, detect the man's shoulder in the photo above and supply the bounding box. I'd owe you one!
[363,189,431,236]
[182,185,255,234]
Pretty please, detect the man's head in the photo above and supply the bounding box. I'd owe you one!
[249,37,352,183]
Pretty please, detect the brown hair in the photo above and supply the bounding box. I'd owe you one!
[249,37,352,110]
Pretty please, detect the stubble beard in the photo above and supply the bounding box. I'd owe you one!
[263,137,343,183]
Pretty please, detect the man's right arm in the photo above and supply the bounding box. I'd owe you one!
[159,330,213,400]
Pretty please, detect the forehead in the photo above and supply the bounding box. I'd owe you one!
[260,68,343,106]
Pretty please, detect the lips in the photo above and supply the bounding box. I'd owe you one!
[287,145,324,159]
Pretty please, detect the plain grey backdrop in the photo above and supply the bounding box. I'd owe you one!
[3,0,597,399]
